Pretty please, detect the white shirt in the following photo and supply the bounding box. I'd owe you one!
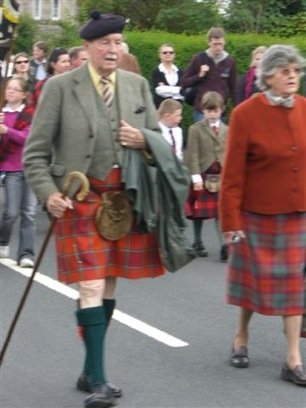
[158,121,184,161]
[155,63,184,100]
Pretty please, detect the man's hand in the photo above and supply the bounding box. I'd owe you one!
[46,192,73,218]
[118,119,147,149]
[199,64,210,78]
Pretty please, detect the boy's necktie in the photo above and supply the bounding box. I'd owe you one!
[169,128,176,154]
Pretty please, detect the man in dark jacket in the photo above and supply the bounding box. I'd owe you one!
[181,27,237,122]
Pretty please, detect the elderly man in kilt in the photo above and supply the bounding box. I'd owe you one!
[23,10,192,408]
[220,44,306,386]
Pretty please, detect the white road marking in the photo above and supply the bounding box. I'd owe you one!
[0,258,189,348]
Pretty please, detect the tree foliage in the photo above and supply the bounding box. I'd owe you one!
[222,0,306,35]
[78,0,220,32]
[14,13,38,54]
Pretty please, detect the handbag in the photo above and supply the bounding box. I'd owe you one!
[181,86,198,106]
[204,174,220,193]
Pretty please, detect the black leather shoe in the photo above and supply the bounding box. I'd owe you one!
[230,346,249,368]
[281,363,306,386]
[192,242,208,257]
[84,384,116,408]
[77,373,122,397]
[220,244,228,261]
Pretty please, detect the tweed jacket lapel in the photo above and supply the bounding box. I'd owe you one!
[116,69,132,120]
[203,119,226,147]
[72,64,99,137]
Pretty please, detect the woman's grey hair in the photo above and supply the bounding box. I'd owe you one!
[256,44,305,91]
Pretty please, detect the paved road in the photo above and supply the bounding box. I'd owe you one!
[0,194,305,408]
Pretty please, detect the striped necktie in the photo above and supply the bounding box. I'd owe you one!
[101,76,113,108]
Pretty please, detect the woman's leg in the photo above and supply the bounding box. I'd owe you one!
[233,307,253,349]
[230,307,253,368]
[0,172,22,249]
[283,315,303,368]
[18,176,37,263]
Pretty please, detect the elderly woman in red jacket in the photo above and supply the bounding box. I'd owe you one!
[219,44,306,386]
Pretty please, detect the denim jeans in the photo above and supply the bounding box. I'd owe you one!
[0,171,37,262]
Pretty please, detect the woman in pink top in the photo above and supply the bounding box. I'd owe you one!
[0,77,36,267]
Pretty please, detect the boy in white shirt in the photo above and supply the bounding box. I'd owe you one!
[158,98,184,160]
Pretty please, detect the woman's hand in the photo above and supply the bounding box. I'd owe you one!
[0,124,8,134]
[223,230,246,245]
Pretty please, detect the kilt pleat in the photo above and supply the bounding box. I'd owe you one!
[54,169,165,284]
[227,211,306,318]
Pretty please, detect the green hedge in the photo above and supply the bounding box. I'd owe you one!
[125,31,306,78]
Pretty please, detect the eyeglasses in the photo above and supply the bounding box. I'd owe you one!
[15,60,29,64]
[279,67,302,76]
[6,86,24,92]
[162,51,174,55]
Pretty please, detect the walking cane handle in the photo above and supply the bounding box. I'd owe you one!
[62,171,90,201]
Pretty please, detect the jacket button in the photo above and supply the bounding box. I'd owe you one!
[292,167,298,172]
[291,145,298,151]
[86,155,91,159]
[89,134,94,138]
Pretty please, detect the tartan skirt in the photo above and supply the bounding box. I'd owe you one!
[185,162,221,220]
[227,211,306,321]
[54,168,165,284]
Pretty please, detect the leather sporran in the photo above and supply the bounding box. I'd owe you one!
[204,174,220,193]
[95,191,133,241]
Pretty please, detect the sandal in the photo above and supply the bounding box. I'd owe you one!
[230,345,249,368]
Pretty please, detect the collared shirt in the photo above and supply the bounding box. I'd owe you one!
[209,120,221,129]
[35,60,47,80]
[87,63,116,96]
[158,63,179,86]
[3,103,25,113]
[158,121,183,161]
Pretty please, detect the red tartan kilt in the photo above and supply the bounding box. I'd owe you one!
[54,169,165,284]
[185,187,219,220]
[227,212,306,326]
[185,163,220,220]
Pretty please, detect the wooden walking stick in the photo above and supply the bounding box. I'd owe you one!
[0,171,90,367]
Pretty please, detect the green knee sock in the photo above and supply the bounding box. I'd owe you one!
[193,219,203,244]
[103,298,116,325]
[76,306,107,385]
